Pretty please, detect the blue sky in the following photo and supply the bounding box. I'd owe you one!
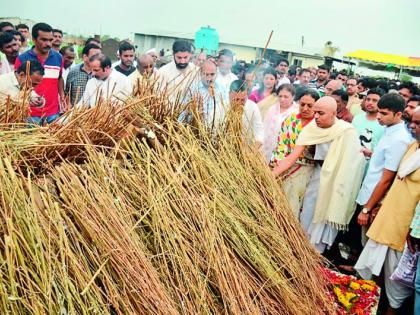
[2,0,420,57]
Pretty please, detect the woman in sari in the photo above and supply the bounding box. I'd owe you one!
[270,89,319,217]
[262,84,298,163]
[249,67,277,103]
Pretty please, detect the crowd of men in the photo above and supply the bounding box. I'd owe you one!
[0,20,420,314]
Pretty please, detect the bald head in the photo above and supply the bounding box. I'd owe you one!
[201,60,217,87]
[313,96,337,128]
[137,54,154,76]
[410,107,420,141]
[325,80,343,96]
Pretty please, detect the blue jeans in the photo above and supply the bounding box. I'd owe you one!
[27,114,60,126]
[415,255,420,315]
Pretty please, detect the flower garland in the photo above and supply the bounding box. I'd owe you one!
[323,268,380,314]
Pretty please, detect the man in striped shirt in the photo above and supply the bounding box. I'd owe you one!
[15,22,65,124]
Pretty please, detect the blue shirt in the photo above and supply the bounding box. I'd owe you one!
[356,122,412,205]
[180,81,229,128]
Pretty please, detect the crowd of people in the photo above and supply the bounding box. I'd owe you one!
[0,20,420,314]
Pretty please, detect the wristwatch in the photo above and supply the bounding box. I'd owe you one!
[361,207,371,214]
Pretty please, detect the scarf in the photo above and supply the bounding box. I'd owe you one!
[297,119,366,230]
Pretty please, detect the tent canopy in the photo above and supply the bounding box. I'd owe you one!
[344,50,420,69]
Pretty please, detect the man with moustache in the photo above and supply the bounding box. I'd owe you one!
[129,54,156,85]
[79,53,132,107]
[59,46,76,86]
[346,77,363,116]
[158,40,198,99]
[0,32,20,74]
[15,22,65,124]
[181,60,229,130]
[51,29,63,52]
[65,43,101,106]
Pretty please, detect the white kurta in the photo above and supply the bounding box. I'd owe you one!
[242,99,264,144]
[79,69,132,107]
[300,142,339,253]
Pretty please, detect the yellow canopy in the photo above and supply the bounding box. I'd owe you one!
[344,50,420,69]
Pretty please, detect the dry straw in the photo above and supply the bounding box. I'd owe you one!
[0,79,335,314]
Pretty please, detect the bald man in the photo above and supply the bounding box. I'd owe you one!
[272,96,365,253]
[129,54,157,85]
[180,60,229,130]
[324,79,343,96]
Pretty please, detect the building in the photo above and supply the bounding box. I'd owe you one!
[133,29,324,67]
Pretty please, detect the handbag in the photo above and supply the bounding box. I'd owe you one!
[390,246,419,289]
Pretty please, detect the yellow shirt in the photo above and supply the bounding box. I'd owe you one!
[367,142,420,252]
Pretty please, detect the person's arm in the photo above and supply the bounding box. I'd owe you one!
[357,169,396,226]
[271,145,305,177]
[58,76,69,112]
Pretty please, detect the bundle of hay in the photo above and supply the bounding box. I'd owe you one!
[0,82,335,314]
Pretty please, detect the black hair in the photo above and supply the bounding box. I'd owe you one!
[52,29,63,36]
[332,89,349,102]
[118,41,135,54]
[82,43,101,56]
[357,77,376,89]
[16,59,44,75]
[299,68,311,76]
[399,82,420,96]
[16,23,29,31]
[172,40,193,53]
[8,30,25,43]
[0,31,15,48]
[0,21,14,32]
[276,83,295,96]
[317,64,330,72]
[258,67,278,94]
[32,23,53,39]
[297,88,320,102]
[230,79,247,93]
[367,87,385,98]
[377,93,405,114]
[85,37,101,46]
[89,53,111,70]
[59,45,75,55]
[275,58,289,67]
[288,68,297,76]
[218,48,234,60]
[408,95,420,103]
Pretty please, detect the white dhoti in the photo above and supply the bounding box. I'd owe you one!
[355,239,413,309]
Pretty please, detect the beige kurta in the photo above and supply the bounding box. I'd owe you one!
[367,142,420,252]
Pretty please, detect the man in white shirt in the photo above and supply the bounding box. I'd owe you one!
[229,79,263,145]
[59,46,76,86]
[0,59,44,102]
[157,40,198,100]
[216,49,238,92]
[0,32,20,75]
[79,53,132,107]
[275,58,291,88]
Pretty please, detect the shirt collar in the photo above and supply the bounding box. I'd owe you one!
[385,121,405,135]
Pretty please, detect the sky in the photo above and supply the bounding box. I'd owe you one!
[2,0,420,58]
